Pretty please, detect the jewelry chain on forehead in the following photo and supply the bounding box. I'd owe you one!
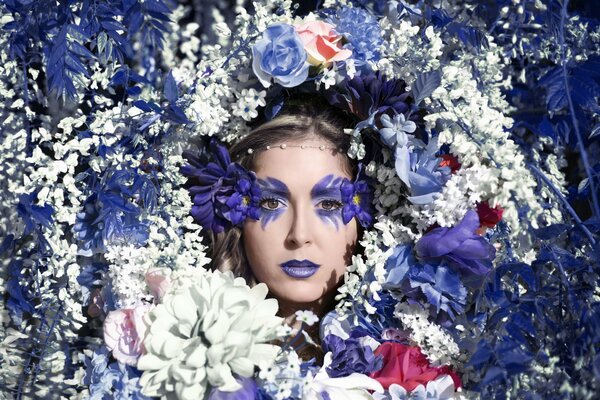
[245,143,342,154]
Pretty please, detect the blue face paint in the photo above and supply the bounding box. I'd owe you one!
[257,177,289,229]
[311,175,345,230]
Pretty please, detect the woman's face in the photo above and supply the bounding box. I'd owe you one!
[242,137,358,306]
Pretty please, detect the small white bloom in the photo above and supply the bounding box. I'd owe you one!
[295,310,319,326]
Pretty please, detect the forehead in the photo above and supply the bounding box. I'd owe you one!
[252,139,351,188]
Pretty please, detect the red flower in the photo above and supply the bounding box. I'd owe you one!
[369,342,461,392]
[476,202,504,228]
[438,154,461,173]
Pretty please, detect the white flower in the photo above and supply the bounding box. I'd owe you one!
[295,310,319,326]
[241,88,267,108]
[232,98,259,121]
[303,352,384,399]
[138,269,283,399]
[374,375,458,400]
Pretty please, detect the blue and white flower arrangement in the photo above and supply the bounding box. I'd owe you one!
[1,0,599,399]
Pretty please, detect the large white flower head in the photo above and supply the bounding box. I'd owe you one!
[138,269,283,399]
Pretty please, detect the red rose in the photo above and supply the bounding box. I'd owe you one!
[369,342,461,392]
[476,201,504,228]
[438,154,461,173]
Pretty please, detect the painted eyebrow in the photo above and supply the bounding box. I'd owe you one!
[311,175,345,198]
[257,177,290,197]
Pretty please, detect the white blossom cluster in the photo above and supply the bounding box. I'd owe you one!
[394,303,462,367]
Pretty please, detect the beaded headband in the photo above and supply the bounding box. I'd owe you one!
[245,143,343,154]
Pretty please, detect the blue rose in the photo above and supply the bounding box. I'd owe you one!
[252,23,309,88]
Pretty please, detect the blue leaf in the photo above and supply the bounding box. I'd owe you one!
[533,223,569,240]
[539,67,567,112]
[412,70,442,105]
[133,100,153,112]
[163,70,178,103]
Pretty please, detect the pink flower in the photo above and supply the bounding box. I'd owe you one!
[369,342,461,392]
[103,304,151,366]
[295,21,352,66]
[145,268,171,302]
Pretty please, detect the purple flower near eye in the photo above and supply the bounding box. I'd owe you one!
[415,210,496,287]
[181,141,261,232]
[323,334,383,378]
[341,166,373,228]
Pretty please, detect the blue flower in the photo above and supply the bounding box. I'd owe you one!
[84,346,150,400]
[383,244,417,290]
[252,23,309,88]
[403,137,452,205]
[323,334,383,377]
[416,210,496,287]
[182,140,261,232]
[327,7,383,63]
[406,262,467,325]
[341,165,373,228]
[379,113,418,148]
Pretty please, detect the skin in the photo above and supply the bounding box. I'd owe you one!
[242,137,358,318]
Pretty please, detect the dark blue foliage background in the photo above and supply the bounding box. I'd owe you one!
[1,0,600,398]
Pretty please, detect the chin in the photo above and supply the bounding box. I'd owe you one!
[268,279,336,305]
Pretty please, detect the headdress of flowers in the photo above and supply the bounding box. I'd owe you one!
[2,0,599,399]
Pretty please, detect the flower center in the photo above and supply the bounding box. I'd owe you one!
[242,196,250,206]
[352,193,361,205]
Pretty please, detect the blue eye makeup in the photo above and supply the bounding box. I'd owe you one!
[257,177,289,229]
[311,175,345,230]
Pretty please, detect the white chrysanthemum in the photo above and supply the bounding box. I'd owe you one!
[138,269,283,400]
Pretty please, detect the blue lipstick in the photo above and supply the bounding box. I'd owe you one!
[280,259,320,279]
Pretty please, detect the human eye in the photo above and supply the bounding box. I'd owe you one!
[259,197,284,211]
[317,199,343,212]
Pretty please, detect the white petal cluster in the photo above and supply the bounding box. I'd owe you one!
[394,303,461,367]
[138,269,283,399]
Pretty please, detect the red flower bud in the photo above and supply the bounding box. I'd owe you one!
[476,202,504,228]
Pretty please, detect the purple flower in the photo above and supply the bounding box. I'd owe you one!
[415,210,496,286]
[323,334,383,378]
[341,166,373,228]
[327,72,414,122]
[182,141,261,232]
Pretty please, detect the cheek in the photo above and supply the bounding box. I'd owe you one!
[315,209,343,230]
[242,220,282,280]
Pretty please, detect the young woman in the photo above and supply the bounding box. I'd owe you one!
[199,97,368,355]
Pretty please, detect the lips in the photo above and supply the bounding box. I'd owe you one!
[280,259,321,279]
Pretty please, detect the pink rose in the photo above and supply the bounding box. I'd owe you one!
[295,21,352,66]
[145,268,171,302]
[103,304,151,366]
[370,342,461,392]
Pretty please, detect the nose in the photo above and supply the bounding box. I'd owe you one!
[285,205,313,247]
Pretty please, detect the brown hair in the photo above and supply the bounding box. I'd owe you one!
[209,97,356,282]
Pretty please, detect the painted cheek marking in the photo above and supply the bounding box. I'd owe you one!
[311,175,345,230]
[257,177,290,229]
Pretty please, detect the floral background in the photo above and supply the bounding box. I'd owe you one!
[1,0,600,399]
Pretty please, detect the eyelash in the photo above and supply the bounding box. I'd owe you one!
[259,197,285,211]
[317,199,343,212]
[258,198,343,212]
